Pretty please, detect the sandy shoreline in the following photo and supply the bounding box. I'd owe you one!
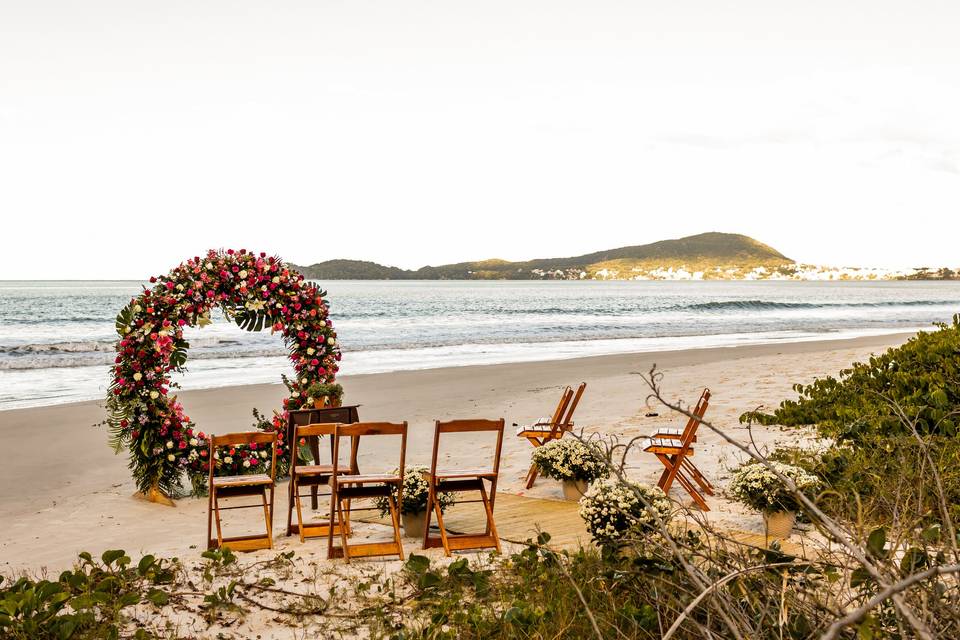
[1,332,911,573]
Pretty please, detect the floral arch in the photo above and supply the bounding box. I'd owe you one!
[104,249,341,502]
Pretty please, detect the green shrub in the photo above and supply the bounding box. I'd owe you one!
[0,550,175,640]
[769,437,960,525]
[742,316,960,440]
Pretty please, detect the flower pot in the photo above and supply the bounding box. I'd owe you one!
[403,510,427,538]
[313,396,343,409]
[763,510,796,540]
[562,479,589,501]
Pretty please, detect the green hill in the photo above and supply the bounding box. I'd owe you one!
[293,232,792,280]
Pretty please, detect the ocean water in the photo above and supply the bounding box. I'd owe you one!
[1,280,958,410]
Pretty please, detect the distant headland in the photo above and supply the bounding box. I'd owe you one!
[292,232,958,281]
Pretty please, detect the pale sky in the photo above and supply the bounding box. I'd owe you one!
[2,1,960,279]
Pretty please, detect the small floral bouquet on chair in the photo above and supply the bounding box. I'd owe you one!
[728,461,820,539]
[374,466,456,538]
[578,477,672,548]
[531,438,609,499]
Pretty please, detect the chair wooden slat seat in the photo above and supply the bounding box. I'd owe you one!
[295,464,336,476]
[643,439,696,455]
[337,473,402,484]
[515,422,576,436]
[432,468,497,479]
[212,473,273,487]
[650,427,696,441]
[423,419,505,556]
[517,382,586,489]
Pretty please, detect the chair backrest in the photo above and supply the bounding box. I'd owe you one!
[207,431,279,483]
[292,422,341,472]
[560,382,587,429]
[550,386,573,426]
[331,422,408,479]
[679,388,711,448]
[430,419,505,478]
[295,422,340,438]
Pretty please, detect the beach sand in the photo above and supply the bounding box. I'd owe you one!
[0,332,912,578]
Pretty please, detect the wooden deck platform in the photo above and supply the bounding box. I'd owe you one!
[359,492,812,557]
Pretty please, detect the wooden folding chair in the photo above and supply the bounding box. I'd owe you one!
[327,422,407,563]
[516,382,586,489]
[287,406,362,510]
[423,419,505,556]
[287,422,351,542]
[206,431,278,551]
[642,388,715,511]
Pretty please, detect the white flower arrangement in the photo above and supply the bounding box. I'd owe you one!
[728,461,820,513]
[373,466,456,516]
[531,438,610,483]
[578,477,672,547]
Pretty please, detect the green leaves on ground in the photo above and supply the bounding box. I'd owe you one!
[0,550,176,640]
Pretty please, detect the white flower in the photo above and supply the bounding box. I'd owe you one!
[189,438,198,446]
[373,465,455,516]
[327,337,336,345]
[306,348,315,355]
[272,276,280,284]
[166,441,174,449]
[239,270,248,278]
[243,460,251,468]
[167,454,175,462]
[728,462,820,513]
[291,391,300,398]
[224,456,233,464]
[150,391,159,400]
[578,478,672,547]
[205,262,213,269]
[531,439,608,483]
[133,372,143,381]
[259,451,268,458]
[133,305,142,313]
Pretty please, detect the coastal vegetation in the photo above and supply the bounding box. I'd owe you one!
[742,316,960,440]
